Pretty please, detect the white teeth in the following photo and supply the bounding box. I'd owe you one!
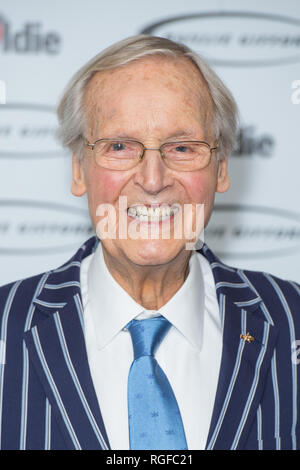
[128,207,136,216]
[127,205,180,221]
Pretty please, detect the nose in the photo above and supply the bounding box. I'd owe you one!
[133,148,173,195]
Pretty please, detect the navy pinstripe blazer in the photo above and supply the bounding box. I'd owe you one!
[0,235,299,450]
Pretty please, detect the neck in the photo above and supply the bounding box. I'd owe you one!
[101,245,192,310]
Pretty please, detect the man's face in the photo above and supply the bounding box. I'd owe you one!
[72,57,230,266]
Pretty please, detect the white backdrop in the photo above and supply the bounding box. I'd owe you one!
[0,0,299,285]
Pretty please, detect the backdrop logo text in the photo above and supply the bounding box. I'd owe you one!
[0,14,61,54]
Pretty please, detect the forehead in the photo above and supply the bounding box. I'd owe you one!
[84,56,213,135]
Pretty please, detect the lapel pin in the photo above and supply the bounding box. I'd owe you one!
[240,332,255,343]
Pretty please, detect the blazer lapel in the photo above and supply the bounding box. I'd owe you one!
[24,236,111,450]
[200,245,279,450]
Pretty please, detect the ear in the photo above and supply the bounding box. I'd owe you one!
[216,155,230,193]
[71,153,87,196]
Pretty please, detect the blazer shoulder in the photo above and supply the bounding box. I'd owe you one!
[240,267,299,299]
[0,270,50,325]
[238,266,300,324]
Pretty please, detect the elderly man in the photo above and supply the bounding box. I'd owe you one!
[0,35,299,451]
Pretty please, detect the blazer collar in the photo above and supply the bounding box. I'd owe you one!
[31,236,99,316]
[26,236,278,450]
[31,235,262,320]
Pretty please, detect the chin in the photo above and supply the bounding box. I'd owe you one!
[122,239,185,266]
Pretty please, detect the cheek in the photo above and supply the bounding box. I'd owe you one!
[181,173,217,230]
[86,169,129,230]
[87,167,127,206]
[182,172,216,204]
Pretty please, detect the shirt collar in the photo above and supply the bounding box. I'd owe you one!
[88,243,144,350]
[158,250,205,351]
[87,243,205,352]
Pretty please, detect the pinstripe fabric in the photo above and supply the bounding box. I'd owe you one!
[0,235,299,449]
[44,398,51,450]
[257,405,263,449]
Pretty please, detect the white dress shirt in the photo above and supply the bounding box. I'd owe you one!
[80,241,222,450]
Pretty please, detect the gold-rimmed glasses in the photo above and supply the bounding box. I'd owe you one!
[85,138,218,171]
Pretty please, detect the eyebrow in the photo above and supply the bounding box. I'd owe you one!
[166,130,200,140]
[103,129,201,141]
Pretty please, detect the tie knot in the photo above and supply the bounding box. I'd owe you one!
[126,316,172,359]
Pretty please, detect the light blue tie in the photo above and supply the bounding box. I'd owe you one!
[126,315,188,450]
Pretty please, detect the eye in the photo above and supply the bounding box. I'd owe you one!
[112,142,126,151]
[174,145,189,153]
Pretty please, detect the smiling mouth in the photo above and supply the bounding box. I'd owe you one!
[127,204,181,223]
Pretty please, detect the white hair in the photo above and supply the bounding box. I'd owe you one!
[56,34,238,161]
